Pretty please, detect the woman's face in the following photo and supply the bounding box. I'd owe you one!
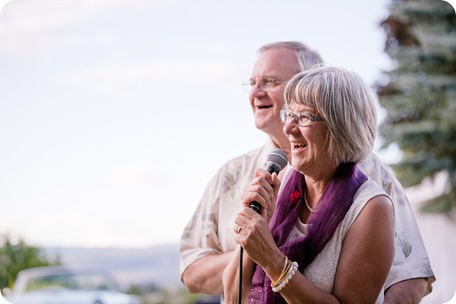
[282,103,331,175]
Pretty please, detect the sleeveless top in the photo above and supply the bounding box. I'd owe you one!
[297,179,389,303]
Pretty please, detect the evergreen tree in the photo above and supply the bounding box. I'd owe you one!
[376,0,456,213]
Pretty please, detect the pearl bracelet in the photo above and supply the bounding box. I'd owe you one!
[271,261,298,293]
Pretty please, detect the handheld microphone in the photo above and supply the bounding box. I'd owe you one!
[238,149,288,303]
[249,149,288,213]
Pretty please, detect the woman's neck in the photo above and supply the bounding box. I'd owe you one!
[302,163,338,211]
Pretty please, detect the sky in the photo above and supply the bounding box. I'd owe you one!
[0,0,411,248]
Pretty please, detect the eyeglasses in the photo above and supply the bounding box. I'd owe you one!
[241,78,287,93]
[280,109,324,127]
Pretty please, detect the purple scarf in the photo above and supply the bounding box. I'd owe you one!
[248,163,367,303]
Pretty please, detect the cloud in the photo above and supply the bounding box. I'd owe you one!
[0,0,176,54]
[1,0,176,30]
[1,1,79,32]
[58,59,237,97]
[106,163,169,186]
[0,0,13,12]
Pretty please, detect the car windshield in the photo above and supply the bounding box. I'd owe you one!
[25,273,114,292]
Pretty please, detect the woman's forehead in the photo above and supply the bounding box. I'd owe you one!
[286,102,313,112]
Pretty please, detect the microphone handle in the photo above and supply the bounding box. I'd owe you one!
[249,201,261,213]
[248,164,280,213]
[239,159,284,303]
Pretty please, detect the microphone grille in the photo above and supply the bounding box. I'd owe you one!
[266,149,288,171]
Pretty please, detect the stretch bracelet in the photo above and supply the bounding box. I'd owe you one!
[271,261,299,293]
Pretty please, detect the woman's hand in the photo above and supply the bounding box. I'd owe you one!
[233,207,281,267]
[227,168,282,283]
[240,168,281,221]
[235,168,283,268]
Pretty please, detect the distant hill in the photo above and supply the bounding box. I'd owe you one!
[42,244,184,290]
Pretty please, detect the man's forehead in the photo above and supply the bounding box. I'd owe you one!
[252,49,298,78]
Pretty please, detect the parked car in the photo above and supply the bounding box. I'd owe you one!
[7,266,141,304]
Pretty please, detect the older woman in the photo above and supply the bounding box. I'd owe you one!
[222,65,395,303]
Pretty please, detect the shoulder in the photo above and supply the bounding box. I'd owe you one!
[342,181,394,247]
[359,154,410,206]
[224,145,268,168]
[354,179,394,223]
[354,179,390,206]
[359,153,393,181]
[206,145,268,189]
[344,179,393,227]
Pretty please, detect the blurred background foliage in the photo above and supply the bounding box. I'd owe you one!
[376,0,456,214]
[0,234,208,303]
[0,235,58,289]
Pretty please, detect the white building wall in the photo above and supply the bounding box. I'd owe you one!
[405,172,456,304]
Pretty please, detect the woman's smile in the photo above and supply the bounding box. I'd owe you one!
[291,140,307,152]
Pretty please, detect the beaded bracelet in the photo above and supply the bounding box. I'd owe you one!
[271,261,298,293]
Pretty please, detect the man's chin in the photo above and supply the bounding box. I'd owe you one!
[255,120,272,133]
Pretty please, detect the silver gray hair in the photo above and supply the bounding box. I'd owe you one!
[284,65,377,165]
[258,41,324,73]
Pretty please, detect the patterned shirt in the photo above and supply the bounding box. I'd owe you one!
[179,139,435,297]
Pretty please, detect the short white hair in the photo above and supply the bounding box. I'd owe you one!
[258,41,323,72]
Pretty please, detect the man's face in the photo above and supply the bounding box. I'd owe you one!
[248,48,300,137]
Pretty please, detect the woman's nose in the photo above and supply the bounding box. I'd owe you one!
[283,118,298,135]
